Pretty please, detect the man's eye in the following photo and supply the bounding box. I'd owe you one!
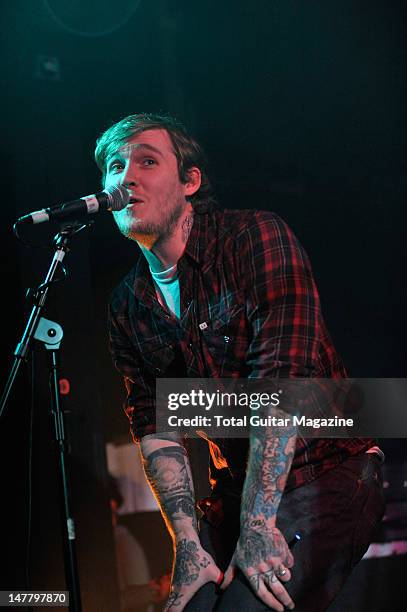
[109,162,124,172]
[142,158,156,166]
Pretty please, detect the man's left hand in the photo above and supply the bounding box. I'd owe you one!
[221,524,295,611]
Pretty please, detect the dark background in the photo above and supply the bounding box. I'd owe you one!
[0,1,406,610]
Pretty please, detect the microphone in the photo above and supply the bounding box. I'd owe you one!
[16,184,129,225]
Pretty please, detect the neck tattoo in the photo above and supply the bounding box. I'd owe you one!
[181,213,193,243]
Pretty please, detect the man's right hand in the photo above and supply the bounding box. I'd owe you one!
[164,531,223,611]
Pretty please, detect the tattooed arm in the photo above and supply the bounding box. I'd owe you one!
[140,433,222,611]
[224,413,297,611]
[220,214,322,609]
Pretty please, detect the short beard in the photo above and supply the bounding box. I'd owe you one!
[124,200,185,242]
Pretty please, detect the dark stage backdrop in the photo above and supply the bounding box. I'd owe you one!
[0,1,406,611]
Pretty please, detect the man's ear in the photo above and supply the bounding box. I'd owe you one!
[184,167,202,197]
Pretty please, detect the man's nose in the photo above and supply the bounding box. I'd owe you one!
[120,165,139,187]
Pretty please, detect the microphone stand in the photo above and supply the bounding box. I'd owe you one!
[0,222,90,612]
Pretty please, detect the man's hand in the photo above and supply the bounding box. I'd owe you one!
[221,523,295,612]
[164,531,223,611]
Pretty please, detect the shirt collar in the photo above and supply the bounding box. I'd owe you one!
[183,210,218,271]
[128,209,219,304]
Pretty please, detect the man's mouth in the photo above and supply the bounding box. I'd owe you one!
[128,198,144,204]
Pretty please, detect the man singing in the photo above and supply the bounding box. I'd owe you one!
[95,113,385,611]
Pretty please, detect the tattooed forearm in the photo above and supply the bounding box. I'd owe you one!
[142,438,219,610]
[142,444,198,535]
[241,410,297,524]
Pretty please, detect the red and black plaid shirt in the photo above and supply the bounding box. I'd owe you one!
[109,208,374,495]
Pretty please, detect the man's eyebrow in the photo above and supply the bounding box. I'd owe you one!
[121,143,164,157]
[107,143,164,167]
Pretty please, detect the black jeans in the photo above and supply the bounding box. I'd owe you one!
[185,452,385,612]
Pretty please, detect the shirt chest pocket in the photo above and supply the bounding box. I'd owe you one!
[200,303,249,371]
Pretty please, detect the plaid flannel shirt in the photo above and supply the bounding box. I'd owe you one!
[109,208,374,495]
